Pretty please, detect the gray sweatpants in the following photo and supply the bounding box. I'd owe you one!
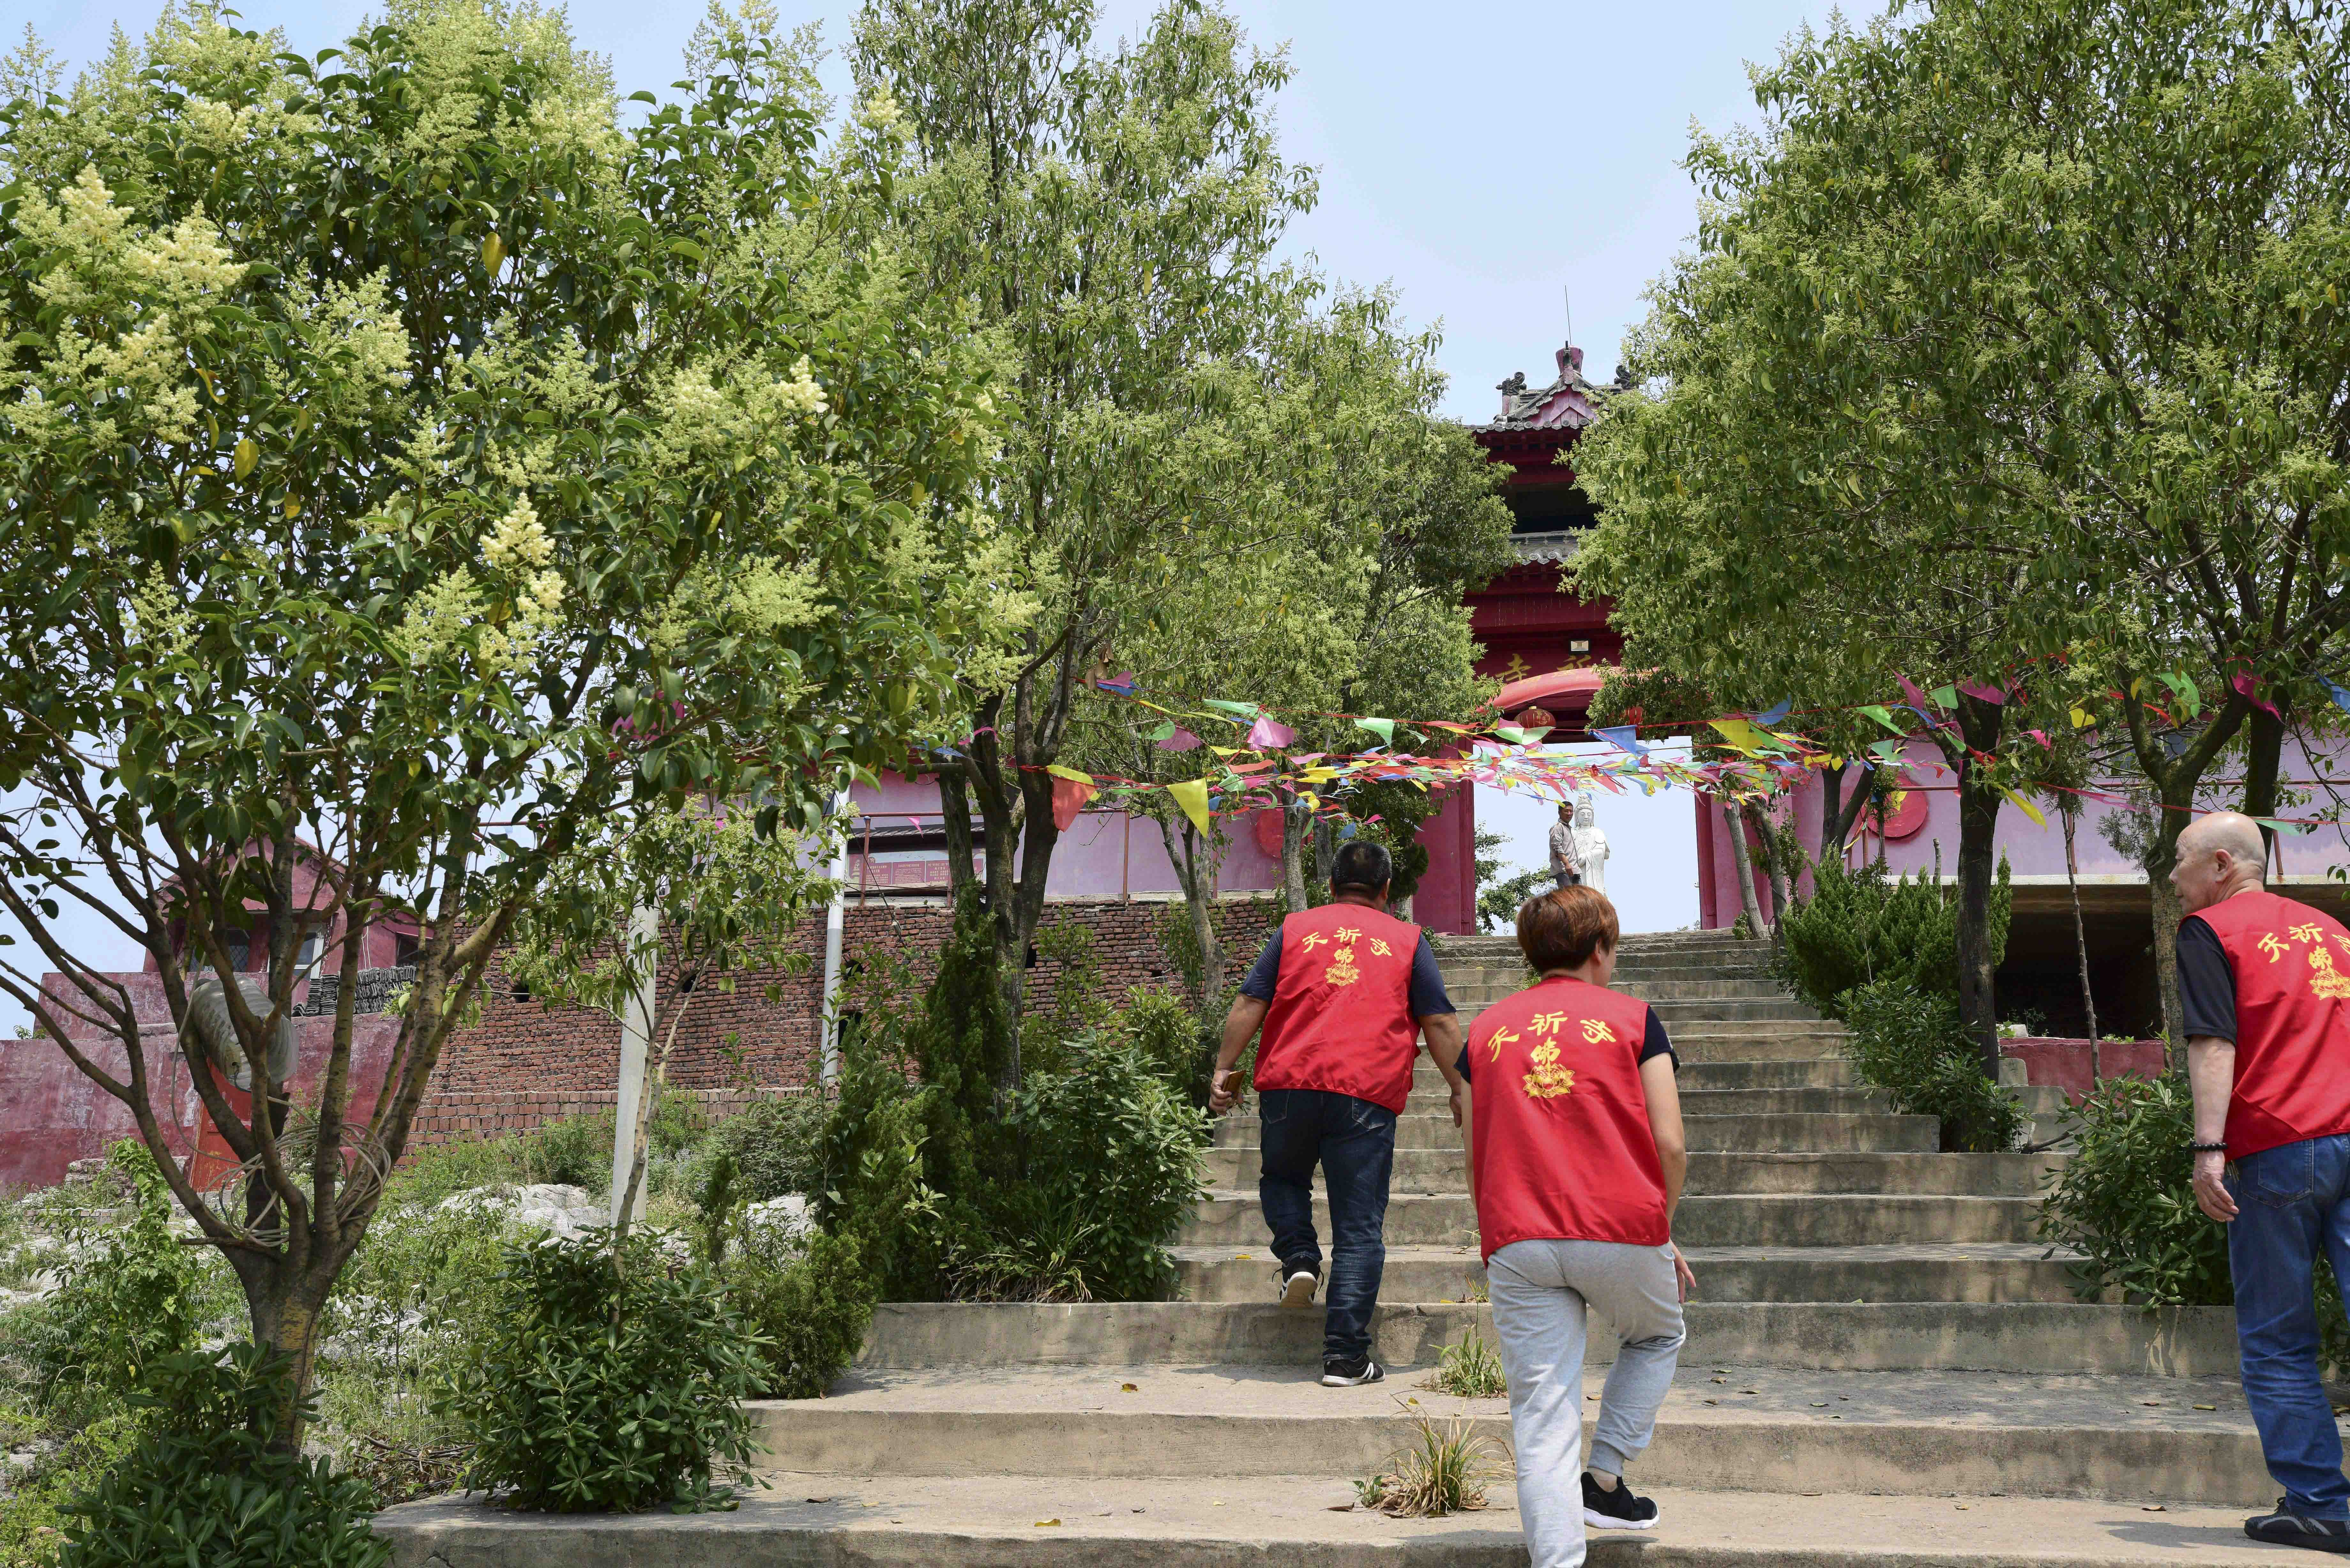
[1485,1237,1687,1568]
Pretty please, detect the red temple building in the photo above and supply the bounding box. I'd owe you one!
[1414,342,1625,934]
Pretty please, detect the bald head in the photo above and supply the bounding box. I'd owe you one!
[2172,810,2268,915]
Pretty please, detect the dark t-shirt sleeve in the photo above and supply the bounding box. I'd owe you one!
[1640,1006,1677,1069]
[2177,915,2237,1042]
[1409,935,1455,1018]
[1238,930,1283,1002]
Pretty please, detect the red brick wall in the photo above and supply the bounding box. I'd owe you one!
[406,895,1282,1145]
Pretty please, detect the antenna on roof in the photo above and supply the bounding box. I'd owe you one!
[1563,284,1574,353]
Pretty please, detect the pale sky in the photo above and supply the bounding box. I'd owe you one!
[3,0,1835,1028]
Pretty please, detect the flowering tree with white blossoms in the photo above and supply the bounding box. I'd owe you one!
[0,1,1018,1433]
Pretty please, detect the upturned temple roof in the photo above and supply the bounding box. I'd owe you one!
[1473,342,1633,435]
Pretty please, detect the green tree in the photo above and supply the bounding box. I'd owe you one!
[849,0,1318,1063]
[0,3,1006,1432]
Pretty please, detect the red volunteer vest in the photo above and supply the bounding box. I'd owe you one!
[1468,976,1667,1259]
[1254,904,1423,1113]
[2190,890,2350,1160]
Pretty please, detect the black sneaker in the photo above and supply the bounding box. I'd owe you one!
[2246,1499,2350,1552]
[1321,1356,1383,1387]
[1277,1266,1318,1309]
[1582,1472,1660,1531]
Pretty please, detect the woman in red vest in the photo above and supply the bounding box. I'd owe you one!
[1466,884,1694,1565]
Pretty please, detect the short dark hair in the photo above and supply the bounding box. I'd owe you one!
[1329,840,1392,893]
[1518,885,1620,972]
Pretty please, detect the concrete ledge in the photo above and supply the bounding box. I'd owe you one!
[855,1301,2236,1378]
[374,1480,2293,1567]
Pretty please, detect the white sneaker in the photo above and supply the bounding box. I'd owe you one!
[1277,1268,1318,1308]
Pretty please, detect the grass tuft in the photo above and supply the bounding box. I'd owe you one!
[1355,1403,1509,1517]
[1421,1327,1507,1399]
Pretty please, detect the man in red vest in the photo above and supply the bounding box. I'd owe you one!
[1209,840,1466,1386]
[2178,810,2350,1554]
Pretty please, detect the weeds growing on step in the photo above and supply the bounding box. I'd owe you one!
[1355,1404,1508,1517]
[1422,1328,1507,1399]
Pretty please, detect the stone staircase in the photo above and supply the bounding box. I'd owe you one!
[382,930,2281,1566]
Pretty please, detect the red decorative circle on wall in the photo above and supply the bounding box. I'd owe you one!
[1872,786,1929,841]
[1253,808,1284,858]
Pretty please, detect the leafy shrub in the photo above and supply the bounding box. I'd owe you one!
[7,1142,216,1417]
[1842,981,2025,1153]
[55,1342,388,1568]
[992,1035,1208,1301]
[439,1230,763,1512]
[697,1094,829,1206]
[2037,1072,2227,1307]
[1775,858,2012,1020]
[723,1229,878,1400]
[1122,986,1218,1107]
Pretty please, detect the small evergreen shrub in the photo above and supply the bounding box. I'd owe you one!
[1775,859,2012,1020]
[1842,981,2025,1153]
[1122,986,1218,1107]
[55,1343,389,1568]
[440,1231,764,1512]
[723,1229,879,1399]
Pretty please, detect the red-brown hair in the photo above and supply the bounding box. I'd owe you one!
[1517,884,1620,973]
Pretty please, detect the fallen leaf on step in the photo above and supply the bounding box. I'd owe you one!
[1703,1398,1718,1406]
[1328,1503,1355,1512]
[1810,1402,1828,1408]
[1955,1504,1969,1511]
[2140,1400,2162,1407]
[1121,1383,1138,1392]
[1036,1519,1062,1527]
[1741,1389,1758,1395]
[2193,1404,2215,1411]
[2142,1505,2166,1513]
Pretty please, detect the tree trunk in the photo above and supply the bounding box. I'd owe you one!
[1156,815,1226,1010]
[1745,798,1795,923]
[2144,822,2188,1070]
[239,1265,332,1451]
[2243,703,2286,861]
[1817,758,1878,864]
[1951,694,2007,1082]
[2062,803,2099,1077]
[1723,798,1765,934]
[1280,789,1312,914]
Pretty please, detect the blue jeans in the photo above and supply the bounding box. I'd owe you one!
[1257,1088,1396,1362]
[2229,1134,2350,1517]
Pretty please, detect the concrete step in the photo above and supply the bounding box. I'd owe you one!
[746,1362,2269,1505]
[1679,1058,1856,1090]
[372,1481,2302,1567]
[853,1300,2235,1379]
[1443,978,1797,1005]
[1182,1191,2039,1250]
[1647,997,1823,1023]
[1203,1149,2059,1200]
[1673,1194,2040,1248]
[1211,1110,1939,1154]
[1669,1034,1854,1064]
[1686,1151,2063,1196]
[1171,1242,2087,1305]
[1676,1088,1892,1116]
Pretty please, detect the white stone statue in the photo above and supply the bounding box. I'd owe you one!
[1570,790,1610,898]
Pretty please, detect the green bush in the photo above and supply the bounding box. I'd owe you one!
[990,1034,1209,1301]
[0,1401,143,1568]
[54,1343,388,1568]
[697,1094,829,1206]
[7,1142,216,1417]
[723,1229,878,1400]
[819,890,1210,1304]
[1842,981,2024,1153]
[2036,1072,2227,1306]
[1122,986,1218,1107]
[439,1230,763,1512]
[1775,858,2011,1019]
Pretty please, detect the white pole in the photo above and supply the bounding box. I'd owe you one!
[608,902,657,1228]
[818,795,853,1089]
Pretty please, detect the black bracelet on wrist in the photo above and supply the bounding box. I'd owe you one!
[2189,1141,2228,1154]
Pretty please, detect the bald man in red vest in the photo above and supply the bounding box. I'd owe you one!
[1209,840,1467,1387]
[2178,810,2350,1554]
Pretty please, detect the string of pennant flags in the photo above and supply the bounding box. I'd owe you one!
[922,668,2350,839]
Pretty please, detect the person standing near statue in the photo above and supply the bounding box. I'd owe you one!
[1209,840,1467,1387]
[2176,810,2350,1553]
[1549,792,1612,896]
[1549,801,1580,890]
